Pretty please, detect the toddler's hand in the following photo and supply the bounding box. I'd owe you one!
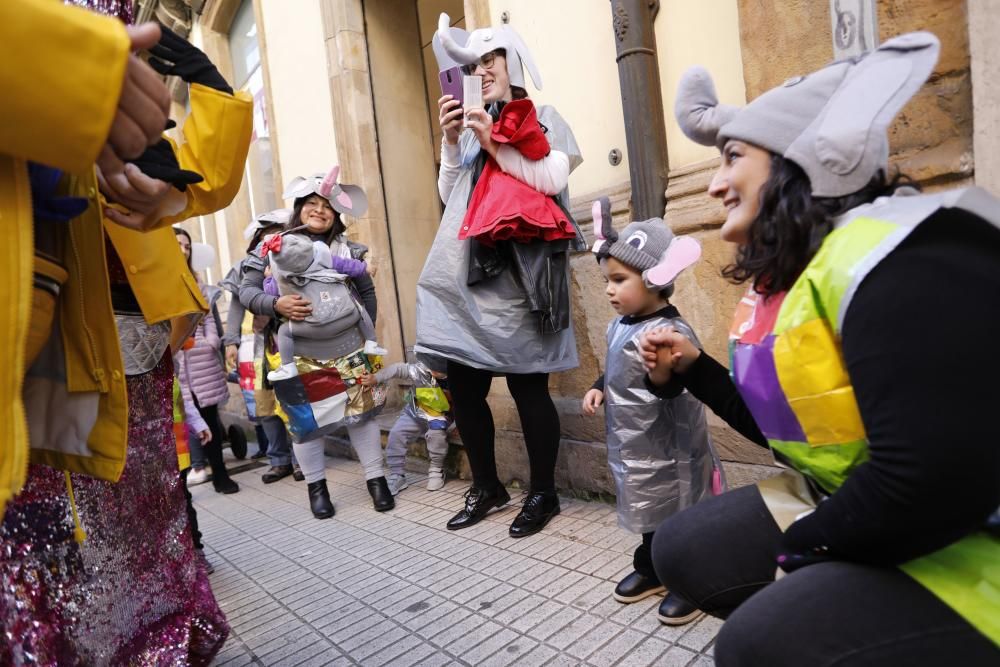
[582,388,604,416]
[639,326,701,385]
[359,371,376,387]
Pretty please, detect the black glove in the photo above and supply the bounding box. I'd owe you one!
[129,138,204,192]
[148,24,234,94]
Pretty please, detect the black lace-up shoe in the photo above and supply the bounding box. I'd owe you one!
[307,480,335,519]
[367,476,395,512]
[657,592,703,626]
[446,485,512,530]
[613,571,666,603]
[508,491,560,538]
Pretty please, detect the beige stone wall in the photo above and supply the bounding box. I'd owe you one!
[656,0,747,169]
[737,0,973,187]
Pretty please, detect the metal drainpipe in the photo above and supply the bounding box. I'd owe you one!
[610,0,669,220]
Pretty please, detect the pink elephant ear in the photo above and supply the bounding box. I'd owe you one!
[592,200,604,240]
[318,165,341,198]
[592,197,616,242]
[645,236,702,287]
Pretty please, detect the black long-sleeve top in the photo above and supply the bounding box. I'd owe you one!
[238,233,378,324]
[649,209,1000,567]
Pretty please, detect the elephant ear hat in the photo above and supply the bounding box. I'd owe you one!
[591,197,701,294]
[433,12,543,91]
[674,32,940,197]
[282,166,368,220]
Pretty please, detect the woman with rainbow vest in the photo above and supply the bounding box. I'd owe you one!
[638,32,999,665]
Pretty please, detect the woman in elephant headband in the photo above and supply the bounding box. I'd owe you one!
[638,33,999,665]
[415,14,585,538]
[240,168,395,518]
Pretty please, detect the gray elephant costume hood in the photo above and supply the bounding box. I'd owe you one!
[433,12,542,91]
[674,32,940,197]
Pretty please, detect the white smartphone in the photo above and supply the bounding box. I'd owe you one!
[463,75,483,127]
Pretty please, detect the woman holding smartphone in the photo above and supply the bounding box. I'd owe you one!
[415,15,583,538]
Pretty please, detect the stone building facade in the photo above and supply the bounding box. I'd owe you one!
[145,0,994,495]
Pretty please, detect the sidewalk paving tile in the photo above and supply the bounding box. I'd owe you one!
[192,453,717,665]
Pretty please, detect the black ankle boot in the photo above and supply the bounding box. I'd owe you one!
[213,477,240,494]
[447,485,511,530]
[613,571,666,603]
[657,592,703,626]
[367,477,395,512]
[509,491,560,538]
[307,480,334,519]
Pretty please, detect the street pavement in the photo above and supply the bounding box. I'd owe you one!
[193,454,720,666]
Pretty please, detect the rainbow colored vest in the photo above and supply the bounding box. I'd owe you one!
[729,188,999,646]
[172,378,191,471]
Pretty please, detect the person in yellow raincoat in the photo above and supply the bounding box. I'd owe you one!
[0,1,252,663]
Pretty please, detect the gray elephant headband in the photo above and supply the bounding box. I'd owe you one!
[433,13,542,90]
[283,166,368,220]
[675,32,940,197]
[591,197,701,290]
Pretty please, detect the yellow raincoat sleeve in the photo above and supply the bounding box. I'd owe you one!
[105,83,253,325]
[0,1,131,517]
[160,83,254,225]
[0,1,129,172]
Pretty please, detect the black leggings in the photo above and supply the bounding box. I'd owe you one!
[652,485,999,666]
[192,397,232,486]
[447,361,560,493]
[181,469,203,550]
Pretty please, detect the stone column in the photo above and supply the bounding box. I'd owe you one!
[318,0,405,361]
[609,0,669,219]
[969,0,1000,193]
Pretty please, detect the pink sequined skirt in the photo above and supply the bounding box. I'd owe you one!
[0,354,228,665]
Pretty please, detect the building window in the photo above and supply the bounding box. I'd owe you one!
[229,0,276,218]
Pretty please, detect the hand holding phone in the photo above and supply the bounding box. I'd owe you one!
[439,67,464,106]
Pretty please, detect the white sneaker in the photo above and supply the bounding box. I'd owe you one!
[363,340,388,356]
[427,467,445,491]
[187,467,210,486]
[387,473,408,496]
[267,363,299,382]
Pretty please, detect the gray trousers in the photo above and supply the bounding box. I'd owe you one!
[386,410,449,476]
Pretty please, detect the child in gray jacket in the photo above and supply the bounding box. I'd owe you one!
[361,358,452,494]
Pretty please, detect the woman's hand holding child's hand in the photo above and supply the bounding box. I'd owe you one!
[582,388,604,416]
[639,327,701,385]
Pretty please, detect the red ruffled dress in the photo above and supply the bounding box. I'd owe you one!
[458,99,578,246]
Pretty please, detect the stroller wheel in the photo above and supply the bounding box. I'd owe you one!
[228,425,248,460]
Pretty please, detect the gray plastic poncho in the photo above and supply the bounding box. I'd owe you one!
[604,314,722,534]
[414,105,582,373]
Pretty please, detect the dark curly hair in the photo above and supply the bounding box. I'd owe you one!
[288,194,345,244]
[723,155,915,296]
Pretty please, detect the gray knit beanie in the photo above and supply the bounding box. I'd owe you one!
[675,32,940,197]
